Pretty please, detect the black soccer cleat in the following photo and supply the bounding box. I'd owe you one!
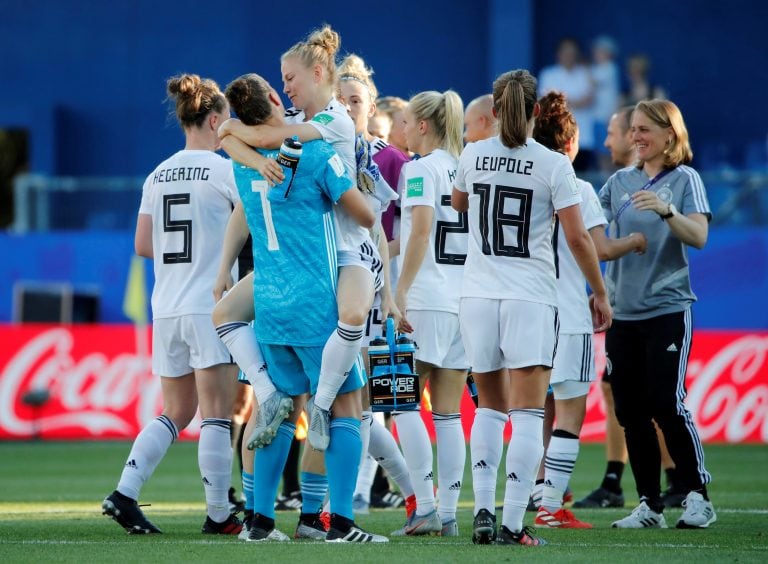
[472,508,497,544]
[495,525,548,546]
[102,490,162,534]
[573,486,625,509]
[201,513,243,535]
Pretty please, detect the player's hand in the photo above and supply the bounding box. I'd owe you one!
[394,289,413,334]
[257,157,285,187]
[380,293,403,333]
[632,190,666,215]
[213,271,234,302]
[631,232,648,255]
[589,293,613,333]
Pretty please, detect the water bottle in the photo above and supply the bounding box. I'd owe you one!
[275,136,302,199]
[466,373,479,407]
[367,335,390,375]
[395,334,416,374]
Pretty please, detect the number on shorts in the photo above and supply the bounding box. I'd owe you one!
[472,183,533,257]
[251,180,280,251]
[435,195,468,265]
[162,193,192,264]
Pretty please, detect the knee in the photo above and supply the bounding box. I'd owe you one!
[163,405,197,430]
[337,303,368,326]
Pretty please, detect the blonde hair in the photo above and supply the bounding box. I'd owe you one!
[337,54,378,101]
[492,69,537,148]
[375,96,407,121]
[281,24,340,87]
[634,99,692,167]
[408,90,464,159]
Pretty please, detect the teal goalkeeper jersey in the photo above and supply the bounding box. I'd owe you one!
[233,141,353,346]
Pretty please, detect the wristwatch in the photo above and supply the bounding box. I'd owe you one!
[660,203,676,220]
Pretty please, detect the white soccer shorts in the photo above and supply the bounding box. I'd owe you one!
[408,309,467,370]
[152,314,231,377]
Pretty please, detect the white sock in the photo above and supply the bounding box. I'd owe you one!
[470,408,507,515]
[353,412,375,501]
[502,408,545,533]
[541,431,580,512]
[393,410,434,513]
[199,418,233,523]
[216,322,275,404]
[433,412,465,521]
[369,416,414,498]
[314,322,365,411]
[117,415,178,500]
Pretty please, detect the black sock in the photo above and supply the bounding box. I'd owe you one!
[642,496,665,514]
[330,512,354,532]
[252,513,275,530]
[281,437,301,495]
[601,461,624,493]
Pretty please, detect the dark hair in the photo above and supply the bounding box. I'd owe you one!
[616,105,634,133]
[532,91,576,153]
[166,74,227,128]
[225,74,272,126]
[492,69,537,148]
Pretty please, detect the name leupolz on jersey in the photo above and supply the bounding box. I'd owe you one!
[152,166,211,184]
[474,156,533,175]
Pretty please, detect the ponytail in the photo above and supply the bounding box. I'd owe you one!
[492,69,538,149]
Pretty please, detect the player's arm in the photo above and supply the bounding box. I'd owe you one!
[558,203,612,332]
[338,188,375,228]
[395,205,433,333]
[213,202,249,302]
[220,118,321,149]
[376,223,402,328]
[134,213,153,259]
[451,188,468,212]
[220,135,284,186]
[589,225,647,260]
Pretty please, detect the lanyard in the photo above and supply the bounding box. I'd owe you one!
[614,167,674,223]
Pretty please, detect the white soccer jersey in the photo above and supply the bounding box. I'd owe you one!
[285,98,369,251]
[555,178,607,333]
[454,137,581,306]
[138,150,239,319]
[398,149,467,313]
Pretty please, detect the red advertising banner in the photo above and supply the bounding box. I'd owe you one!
[1,324,766,442]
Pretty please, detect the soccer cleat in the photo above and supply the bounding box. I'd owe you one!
[307,397,331,451]
[238,511,253,540]
[661,485,687,508]
[247,525,291,542]
[611,501,668,528]
[295,512,328,540]
[228,487,245,514]
[534,507,593,529]
[495,525,548,546]
[201,513,243,535]
[390,508,442,536]
[676,491,717,529]
[319,511,331,531]
[370,490,405,509]
[573,486,625,509]
[102,491,162,534]
[325,514,388,543]
[352,493,370,515]
[248,391,294,450]
[404,494,417,519]
[562,486,574,506]
[471,508,497,544]
[440,518,459,537]
[274,490,302,511]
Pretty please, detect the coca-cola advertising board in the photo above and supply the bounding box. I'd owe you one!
[1,324,766,442]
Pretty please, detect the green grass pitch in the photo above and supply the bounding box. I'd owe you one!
[0,441,766,563]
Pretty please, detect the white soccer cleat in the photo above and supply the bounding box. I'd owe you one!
[307,397,331,451]
[611,501,668,528]
[248,391,293,450]
[676,491,717,529]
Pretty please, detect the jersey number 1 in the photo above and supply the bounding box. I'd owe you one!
[163,193,192,264]
[472,183,533,257]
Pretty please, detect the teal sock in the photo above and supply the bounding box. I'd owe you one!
[242,471,254,512]
[300,471,328,514]
[326,417,362,520]
[252,422,295,519]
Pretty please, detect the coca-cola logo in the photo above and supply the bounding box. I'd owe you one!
[0,326,201,439]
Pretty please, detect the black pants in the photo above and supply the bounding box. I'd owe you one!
[606,310,711,504]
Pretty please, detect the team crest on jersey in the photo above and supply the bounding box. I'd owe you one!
[312,113,334,125]
[407,177,424,197]
[657,186,673,203]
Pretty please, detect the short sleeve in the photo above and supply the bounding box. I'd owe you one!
[598,177,615,222]
[454,145,472,193]
[317,145,354,203]
[680,166,712,220]
[579,180,607,230]
[400,160,436,209]
[306,111,355,150]
[550,156,582,211]
[138,175,152,216]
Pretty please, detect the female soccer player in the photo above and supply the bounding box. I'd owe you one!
[604,99,715,530]
[530,92,647,529]
[452,69,611,546]
[103,74,242,535]
[391,89,468,537]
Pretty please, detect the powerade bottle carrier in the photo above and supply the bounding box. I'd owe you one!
[367,317,419,412]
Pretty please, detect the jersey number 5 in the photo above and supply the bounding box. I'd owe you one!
[163,193,192,264]
[472,183,533,258]
[435,195,468,265]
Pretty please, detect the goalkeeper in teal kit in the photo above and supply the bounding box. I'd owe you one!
[214,73,387,543]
